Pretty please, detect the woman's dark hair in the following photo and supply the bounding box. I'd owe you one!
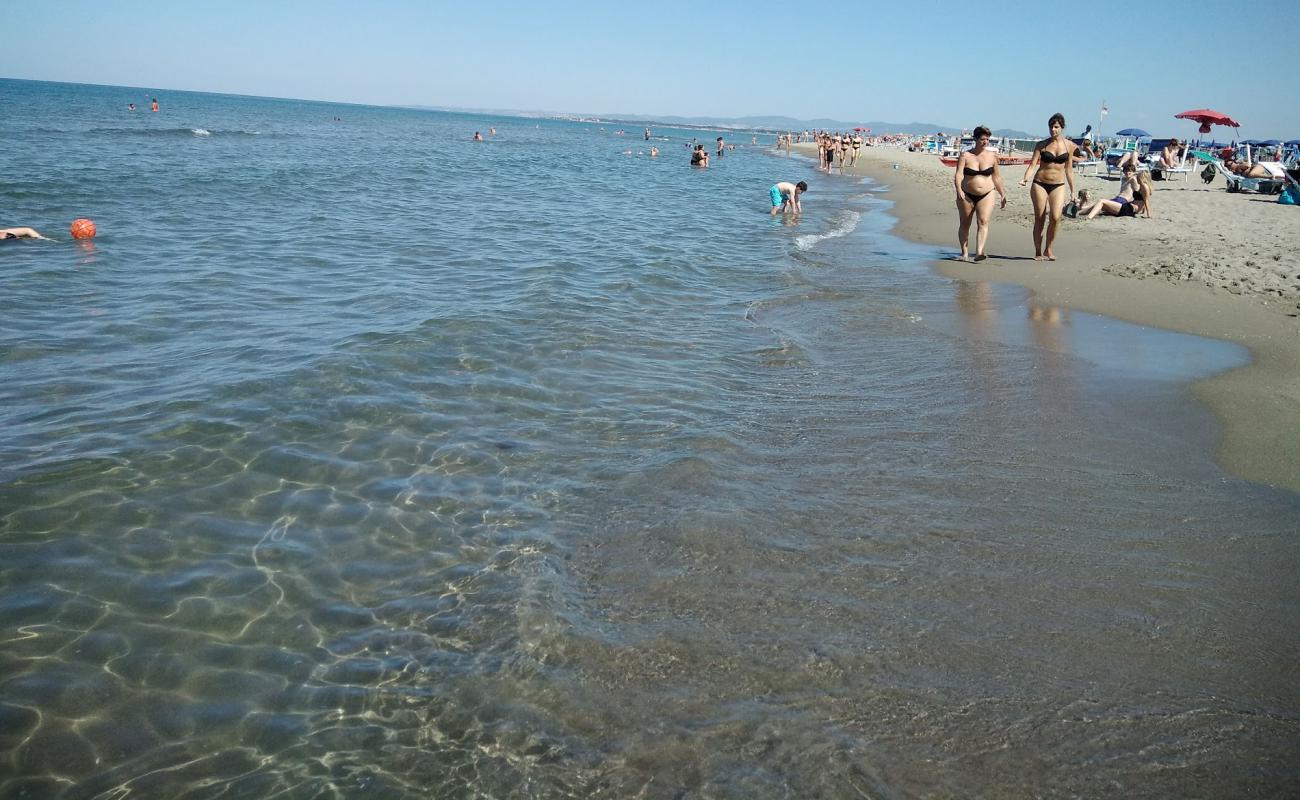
[973,125,992,139]
[1048,113,1066,130]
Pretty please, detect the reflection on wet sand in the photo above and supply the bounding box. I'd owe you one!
[1027,303,1069,353]
[953,280,1081,411]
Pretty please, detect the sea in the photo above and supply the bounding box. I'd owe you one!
[2,79,1298,798]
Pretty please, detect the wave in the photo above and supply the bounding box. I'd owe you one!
[793,209,863,251]
[87,127,265,138]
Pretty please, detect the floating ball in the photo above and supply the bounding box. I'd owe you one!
[71,218,96,240]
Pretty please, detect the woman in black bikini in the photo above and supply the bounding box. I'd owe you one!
[952,125,1007,261]
[1020,112,1075,261]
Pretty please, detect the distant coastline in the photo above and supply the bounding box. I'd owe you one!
[396,104,1034,138]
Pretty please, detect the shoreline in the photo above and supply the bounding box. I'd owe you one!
[792,142,1300,493]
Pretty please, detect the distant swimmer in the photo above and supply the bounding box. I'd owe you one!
[768,181,807,216]
[716,136,725,157]
[473,131,484,141]
[1,227,48,240]
[150,98,159,112]
[489,127,496,135]
[645,127,651,140]
[650,146,659,157]
[127,103,136,112]
[691,144,709,167]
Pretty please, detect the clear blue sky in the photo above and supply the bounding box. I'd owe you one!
[4,0,1297,137]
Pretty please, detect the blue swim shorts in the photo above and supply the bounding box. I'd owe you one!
[769,185,784,207]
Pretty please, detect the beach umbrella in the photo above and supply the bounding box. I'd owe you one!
[1114,128,1150,137]
[854,127,868,132]
[1255,139,1281,146]
[1175,108,1240,135]
[1287,139,1300,146]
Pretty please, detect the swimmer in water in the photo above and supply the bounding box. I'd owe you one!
[127,103,136,112]
[691,144,709,167]
[473,131,484,141]
[1,227,48,240]
[768,181,807,216]
[650,146,659,157]
[150,98,159,112]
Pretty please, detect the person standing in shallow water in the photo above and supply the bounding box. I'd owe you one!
[1020,112,1075,261]
[953,125,1007,261]
[769,181,807,216]
[691,144,709,167]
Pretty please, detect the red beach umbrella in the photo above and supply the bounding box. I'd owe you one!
[1174,108,1241,135]
[854,127,869,132]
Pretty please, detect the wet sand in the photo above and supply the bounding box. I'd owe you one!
[798,143,1300,493]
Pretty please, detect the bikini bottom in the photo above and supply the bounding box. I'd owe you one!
[1033,180,1065,196]
[963,190,991,205]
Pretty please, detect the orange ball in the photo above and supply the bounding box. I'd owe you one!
[71,218,97,240]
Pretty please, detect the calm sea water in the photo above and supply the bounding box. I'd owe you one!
[2,79,1298,798]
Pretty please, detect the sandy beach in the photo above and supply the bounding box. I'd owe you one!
[795,142,1300,493]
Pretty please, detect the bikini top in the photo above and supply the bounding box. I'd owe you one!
[963,166,994,177]
[1039,150,1071,164]
[1133,189,1145,202]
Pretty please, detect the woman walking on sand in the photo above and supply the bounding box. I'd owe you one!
[1020,113,1075,261]
[953,125,1008,261]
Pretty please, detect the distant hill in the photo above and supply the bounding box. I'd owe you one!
[399,105,1034,139]
[588,113,1034,139]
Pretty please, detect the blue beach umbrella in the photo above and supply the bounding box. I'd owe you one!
[1114,128,1151,137]
[1255,139,1281,146]
[1287,139,1300,146]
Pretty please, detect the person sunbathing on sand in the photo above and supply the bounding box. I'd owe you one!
[1,227,47,240]
[952,125,1007,261]
[1020,112,1076,261]
[1079,163,1154,219]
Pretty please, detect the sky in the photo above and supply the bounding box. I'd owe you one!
[4,0,1298,137]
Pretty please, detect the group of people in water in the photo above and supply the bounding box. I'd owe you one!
[954,113,1154,262]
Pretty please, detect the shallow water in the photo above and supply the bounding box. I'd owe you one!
[2,79,1298,798]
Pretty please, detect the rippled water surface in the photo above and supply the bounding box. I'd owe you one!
[2,79,1299,798]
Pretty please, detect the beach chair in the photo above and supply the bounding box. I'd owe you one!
[1195,152,1286,194]
[1103,146,1143,178]
[1158,145,1196,181]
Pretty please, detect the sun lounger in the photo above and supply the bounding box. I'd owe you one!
[1195,153,1287,194]
[1156,146,1195,181]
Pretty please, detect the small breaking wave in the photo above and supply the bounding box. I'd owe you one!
[88,127,264,138]
[793,209,863,251]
